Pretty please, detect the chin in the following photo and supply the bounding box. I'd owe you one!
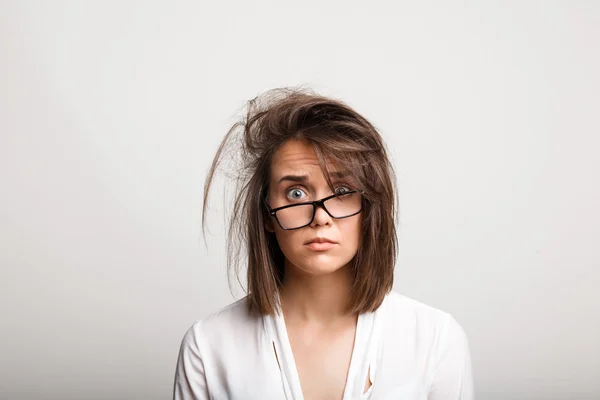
[292,257,352,276]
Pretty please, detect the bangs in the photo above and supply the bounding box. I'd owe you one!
[301,130,376,202]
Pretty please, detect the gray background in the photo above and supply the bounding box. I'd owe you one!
[1,1,599,399]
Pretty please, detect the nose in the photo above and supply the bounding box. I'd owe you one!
[310,201,332,227]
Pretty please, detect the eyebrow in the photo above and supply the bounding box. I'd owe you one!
[277,171,350,185]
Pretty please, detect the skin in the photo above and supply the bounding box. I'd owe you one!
[265,138,370,399]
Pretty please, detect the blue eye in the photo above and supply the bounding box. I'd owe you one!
[286,188,306,200]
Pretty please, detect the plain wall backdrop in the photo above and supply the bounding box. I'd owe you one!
[1,1,599,399]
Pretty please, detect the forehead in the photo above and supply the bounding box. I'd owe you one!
[270,139,337,180]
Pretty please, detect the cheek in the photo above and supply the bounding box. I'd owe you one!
[340,216,362,244]
[273,230,300,254]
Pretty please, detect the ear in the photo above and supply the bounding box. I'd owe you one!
[265,218,275,233]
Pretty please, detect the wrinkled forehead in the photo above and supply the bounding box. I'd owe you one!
[269,139,343,184]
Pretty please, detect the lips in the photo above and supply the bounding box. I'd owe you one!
[304,237,338,251]
[304,237,337,245]
[305,241,336,251]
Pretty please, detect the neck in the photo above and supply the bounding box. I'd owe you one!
[278,260,356,326]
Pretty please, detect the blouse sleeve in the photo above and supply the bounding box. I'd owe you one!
[173,321,210,400]
[428,314,475,400]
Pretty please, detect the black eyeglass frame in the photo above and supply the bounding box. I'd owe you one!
[264,189,366,231]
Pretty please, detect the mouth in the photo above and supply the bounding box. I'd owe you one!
[305,239,337,251]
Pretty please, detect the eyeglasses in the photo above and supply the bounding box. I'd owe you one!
[264,190,365,230]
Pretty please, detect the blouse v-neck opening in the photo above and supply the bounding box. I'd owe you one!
[266,291,379,400]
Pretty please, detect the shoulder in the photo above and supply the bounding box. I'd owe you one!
[179,295,259,351]
[382,290,452,323]
[380,290,468,351]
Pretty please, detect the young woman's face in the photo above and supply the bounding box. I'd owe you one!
[265,138,362,276]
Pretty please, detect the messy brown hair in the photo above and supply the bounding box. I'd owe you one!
[202,86,399,316]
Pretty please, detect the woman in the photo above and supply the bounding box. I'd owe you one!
[173,87,474,399]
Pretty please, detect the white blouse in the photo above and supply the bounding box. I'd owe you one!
[173,290,474,399]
